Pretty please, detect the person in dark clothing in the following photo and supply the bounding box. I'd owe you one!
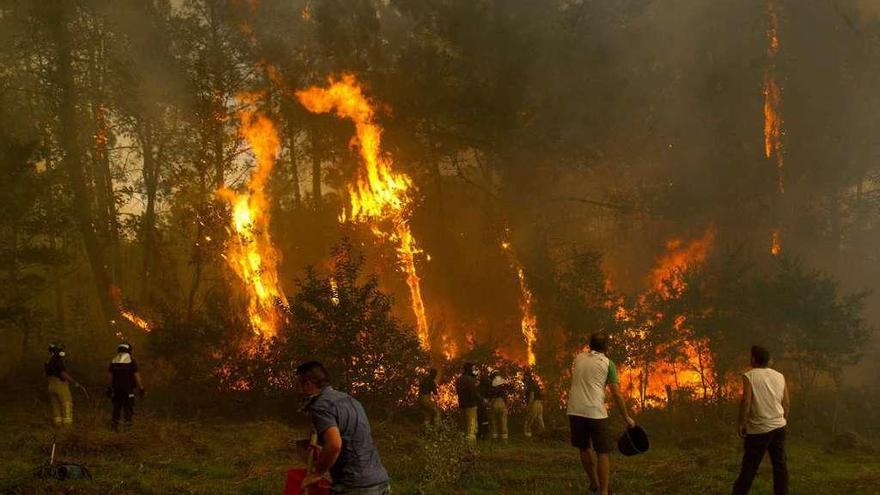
[732,346,790,495]
[45,344,81,427]
[418,368,441,426]
[297,361,390,495]
[523,370,546,437]
[455,362,482,443]
[107,342,144,431]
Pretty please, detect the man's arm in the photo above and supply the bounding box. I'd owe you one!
[303,427,342,487]
[737,375,752,437]
[608,383,636,427]
[782,382,790,419]
[134,372,145,396]
[60,370,78,386]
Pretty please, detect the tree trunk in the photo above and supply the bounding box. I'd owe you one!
[288,130,302,208]
[139,119,160,301]
[310,127,322,208]
[48,0,116,332]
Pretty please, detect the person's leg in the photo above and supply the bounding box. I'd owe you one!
[592,419,614,495]
[767,428,788,495]
[431,400,441,425]
[535,401,545,433]
[464,407,477,443]
[419,395,432,426]
[579,448,599,491]
[524,401,534,437]
[732,432,771,495]
[124,396,134,425]
[488,400,498,439]
[499,402,508,442]
[597,453,611,495]
[59,383,73,427]
[111,396,122,430]
[48,381,63,427]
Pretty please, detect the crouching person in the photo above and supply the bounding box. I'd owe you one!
[107,342,144,431]
[297,361,391,494]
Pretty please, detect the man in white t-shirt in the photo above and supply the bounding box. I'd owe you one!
[732,345,790,495]
[567,333,636,495]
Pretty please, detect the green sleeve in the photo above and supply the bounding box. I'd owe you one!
[607,360,619,384]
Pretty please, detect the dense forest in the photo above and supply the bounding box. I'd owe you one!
[1,0,878,417]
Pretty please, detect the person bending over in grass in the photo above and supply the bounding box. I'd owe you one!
[731,345,790,495]
[567,333,635,495]
[297,361,391,495]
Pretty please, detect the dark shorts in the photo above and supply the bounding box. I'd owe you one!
[569,415,614,454]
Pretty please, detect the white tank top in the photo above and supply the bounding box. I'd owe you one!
[744,367,787,434]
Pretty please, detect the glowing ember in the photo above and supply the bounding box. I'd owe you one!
[770,229,782,256]
[501,236,538,367]
[329,277,341,306]
[217,101,288,338]
[296,74,430,350]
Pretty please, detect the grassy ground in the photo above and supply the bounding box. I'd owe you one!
[1,403,878,494]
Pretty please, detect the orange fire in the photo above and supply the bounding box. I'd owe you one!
[649,228,715,298]
[296,74,430,350]
[217,100,288,338]
[764,0,785,251]
[501,237,538,367]
[770,229,782,256]
[109,285,151,333]
[619,228,717,406]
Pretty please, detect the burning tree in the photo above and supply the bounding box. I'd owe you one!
[276,240,428,406]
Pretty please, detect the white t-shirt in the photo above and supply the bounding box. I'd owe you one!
[744,367,787,434]
[567,350,619,419]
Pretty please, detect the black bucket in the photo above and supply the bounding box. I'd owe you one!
[618,425,650,456]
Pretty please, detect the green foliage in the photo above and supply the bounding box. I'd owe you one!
[418,419,477,490]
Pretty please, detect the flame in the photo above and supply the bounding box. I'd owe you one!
[329,277,341,306]
[501,236,538,366]
[618,228,717,407]
[120,310,151,332]
[109,285,151,332]
[436,380,459,411]
[217,101,288,338]
[649,228,715,297]
[764,0,785,249]
[770,229,782,256]
[296,74,430,350]
[441,333,458,361]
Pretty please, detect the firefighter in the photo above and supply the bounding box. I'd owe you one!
[107,342,144,431]
[523,369,546,438]
[455,362,482,443]
[45,343,81,427]
[418,368,441,427]
[487,371,512,442]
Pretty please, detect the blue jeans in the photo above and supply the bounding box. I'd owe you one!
[331,481,391,495]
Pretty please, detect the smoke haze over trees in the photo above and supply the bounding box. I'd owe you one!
[0,0,878,416]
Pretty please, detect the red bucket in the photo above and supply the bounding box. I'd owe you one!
[283,468,332,495]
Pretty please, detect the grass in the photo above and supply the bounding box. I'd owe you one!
[1,403,878,494]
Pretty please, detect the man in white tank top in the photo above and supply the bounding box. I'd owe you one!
[732,345,790,495]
